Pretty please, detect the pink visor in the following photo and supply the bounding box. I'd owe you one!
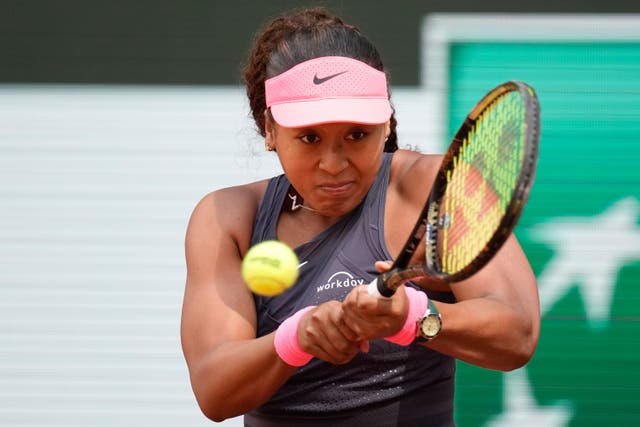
[265,56,392,128]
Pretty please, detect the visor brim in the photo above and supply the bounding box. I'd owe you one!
[270,98,392,128]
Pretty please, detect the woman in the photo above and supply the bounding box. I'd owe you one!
[181,7,540,427]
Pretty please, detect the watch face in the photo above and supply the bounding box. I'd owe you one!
[420,315,442,338]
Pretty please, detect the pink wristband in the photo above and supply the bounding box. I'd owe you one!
[274,306,316,367]
[384,286,429,346]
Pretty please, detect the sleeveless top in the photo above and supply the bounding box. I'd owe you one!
[246,153,456,426]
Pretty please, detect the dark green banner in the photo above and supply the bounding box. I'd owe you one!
[446,36,640,427]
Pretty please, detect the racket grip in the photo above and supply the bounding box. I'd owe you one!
[366,278,383,297]
[367,274,396,298]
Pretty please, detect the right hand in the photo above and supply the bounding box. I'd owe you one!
[341,260,411,342]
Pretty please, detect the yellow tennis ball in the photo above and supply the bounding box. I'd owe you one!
[241,240,299,296]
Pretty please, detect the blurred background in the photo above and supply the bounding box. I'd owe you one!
[1,1,639,426]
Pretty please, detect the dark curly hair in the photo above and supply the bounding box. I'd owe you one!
[242,7,398,152]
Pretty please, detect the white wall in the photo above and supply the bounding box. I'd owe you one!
[0,84,435,426]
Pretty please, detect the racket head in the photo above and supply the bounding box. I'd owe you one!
[419,80,540,283]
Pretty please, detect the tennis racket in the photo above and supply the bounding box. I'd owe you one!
[368,80,540,297]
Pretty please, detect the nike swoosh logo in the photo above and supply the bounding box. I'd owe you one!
[298,261,309,269]
[313,70,348,85]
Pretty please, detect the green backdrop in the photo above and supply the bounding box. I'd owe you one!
[448,42,640,426]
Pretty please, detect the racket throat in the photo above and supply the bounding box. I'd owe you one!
[426,207,450,273]
[438,213,451,229]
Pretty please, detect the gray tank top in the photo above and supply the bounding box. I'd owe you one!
[248,153,456,426]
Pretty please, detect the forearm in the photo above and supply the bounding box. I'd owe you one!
[189,333,296,422]
[426,297,538,371]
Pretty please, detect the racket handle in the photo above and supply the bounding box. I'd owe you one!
[367,267,429,298]
[367,273,397,298]
[366,278,383,297]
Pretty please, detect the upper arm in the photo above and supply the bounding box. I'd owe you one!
[180,185,263,371]
[451,234,541,334]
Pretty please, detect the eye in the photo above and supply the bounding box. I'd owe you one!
[345,130,369,141]
[298,133,321,144]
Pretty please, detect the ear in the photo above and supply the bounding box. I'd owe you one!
[264,110,276,151]
[384,120,391,140]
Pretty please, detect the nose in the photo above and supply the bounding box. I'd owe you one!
[318,141,349,175]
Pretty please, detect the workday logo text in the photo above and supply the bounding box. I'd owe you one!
[316,271,365,293]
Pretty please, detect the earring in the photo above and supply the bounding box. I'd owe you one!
[265,143,274,152]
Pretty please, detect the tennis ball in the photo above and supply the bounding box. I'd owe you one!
[241,240,299,296]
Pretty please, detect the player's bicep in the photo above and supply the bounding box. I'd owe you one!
[181,192,258,367]
[451,234,539,318]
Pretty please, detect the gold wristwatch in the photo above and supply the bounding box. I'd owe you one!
[416,299,442,342]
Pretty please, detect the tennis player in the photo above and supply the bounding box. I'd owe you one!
[181,7,540,426]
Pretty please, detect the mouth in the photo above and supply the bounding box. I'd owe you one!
[317,181,354,196]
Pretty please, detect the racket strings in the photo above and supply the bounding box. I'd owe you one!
[440,91,526,274]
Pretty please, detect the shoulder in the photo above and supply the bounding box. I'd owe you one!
[196,180,269,209]
[382,150,444,267]
[389,149,442,196]
[187,180,270,256]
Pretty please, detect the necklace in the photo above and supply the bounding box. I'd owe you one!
[285,186,319,213]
